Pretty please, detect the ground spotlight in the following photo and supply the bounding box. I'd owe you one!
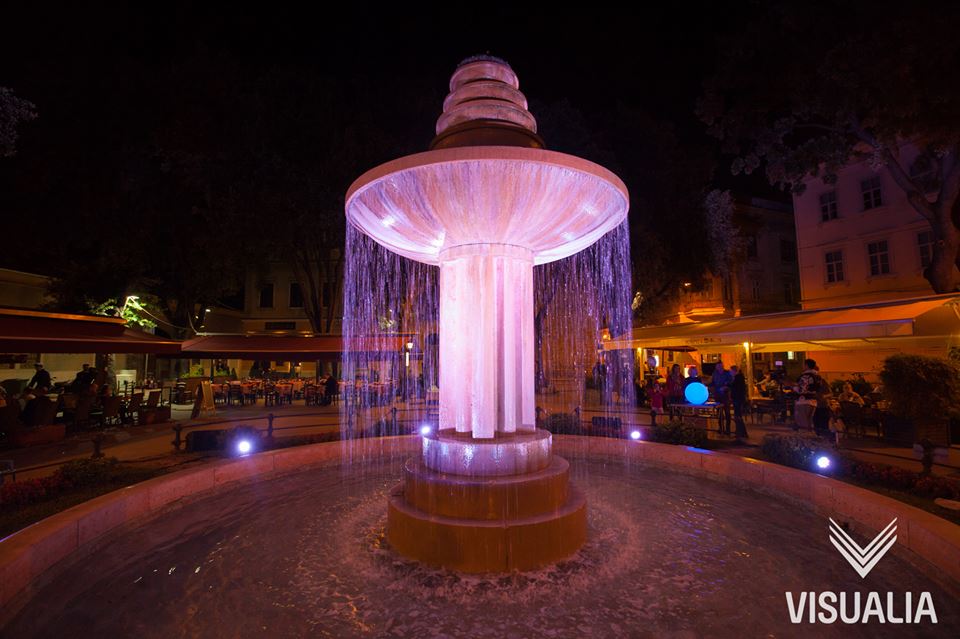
[630,430,642,440]
[816,455,831,470]
[237,439,253,455]
[420,425,432,436]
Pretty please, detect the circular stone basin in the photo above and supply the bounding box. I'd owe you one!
[4,450,958,637]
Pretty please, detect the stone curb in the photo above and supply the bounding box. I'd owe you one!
[1,435,958,622]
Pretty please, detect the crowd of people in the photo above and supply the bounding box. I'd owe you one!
[634,357,884,446]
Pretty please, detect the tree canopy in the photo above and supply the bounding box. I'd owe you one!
[699,0,960,292]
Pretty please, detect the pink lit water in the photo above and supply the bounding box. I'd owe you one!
[6,453,958,638]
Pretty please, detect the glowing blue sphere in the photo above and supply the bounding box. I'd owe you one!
[684,382,708,405]
[420,425,432,436]
[237,440,252,455]
[816,455,831,470]
[630,430,642,440]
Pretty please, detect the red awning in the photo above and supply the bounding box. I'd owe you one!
[0,308,182,354]
[178,334,407,358]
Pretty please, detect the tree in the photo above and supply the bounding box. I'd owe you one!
[699,1,960,292]
[0,87,36,157]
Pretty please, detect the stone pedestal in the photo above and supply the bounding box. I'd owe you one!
[387,429,586,572]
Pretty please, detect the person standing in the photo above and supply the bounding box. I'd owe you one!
[27,362,51,392]
[731,366,749,441]
[710,362,733,435]
[793,359,822,432]
[648,380,664,426]
[666,364,684,417]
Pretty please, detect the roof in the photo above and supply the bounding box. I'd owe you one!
[0,308,181,354]
[179,334,409,358]
[608,294,960,353]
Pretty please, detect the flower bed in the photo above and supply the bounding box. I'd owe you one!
[760,433,960,502]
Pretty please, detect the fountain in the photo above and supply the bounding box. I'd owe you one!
[345,55,628,571]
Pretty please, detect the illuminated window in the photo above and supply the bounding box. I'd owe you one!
[825,251,844,283]
[819,191,838,221]
[861,176,882,210]
[867,240,890,276]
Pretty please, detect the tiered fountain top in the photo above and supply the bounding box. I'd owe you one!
[432,55,543,150]
[345,56,629,266]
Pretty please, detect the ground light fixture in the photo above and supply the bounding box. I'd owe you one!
[236,439,253,456]
[419,425,432,436]
[816,455,831,470]
[630,430,642,440]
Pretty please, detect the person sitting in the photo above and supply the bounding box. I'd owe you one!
[27,363,52,392]
[837,382,864,406]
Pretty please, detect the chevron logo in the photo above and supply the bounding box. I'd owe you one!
[828,518,897,579]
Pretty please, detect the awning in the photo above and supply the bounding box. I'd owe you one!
[178,334,408,359]
[0,307,182,354]
[607,294,960,353]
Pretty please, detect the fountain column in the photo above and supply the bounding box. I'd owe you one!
[439,244,535,437]
[345,55,629,571]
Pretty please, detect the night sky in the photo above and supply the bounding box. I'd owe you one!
[0,3,775,274]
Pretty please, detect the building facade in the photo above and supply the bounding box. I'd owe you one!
[670,197,800,323]
[793,146,955,310]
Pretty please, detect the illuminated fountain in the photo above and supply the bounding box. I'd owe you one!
[345,55,629,571]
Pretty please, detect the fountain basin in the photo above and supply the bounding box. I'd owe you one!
[2,437,958,637]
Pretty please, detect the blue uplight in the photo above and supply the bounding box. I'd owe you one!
[630,430,641,440]
[237,439,253,455]
[684,382,708,405]
[420,425,432,436]
[816,455,831,470]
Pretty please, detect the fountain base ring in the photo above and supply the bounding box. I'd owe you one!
[387,429,586,572]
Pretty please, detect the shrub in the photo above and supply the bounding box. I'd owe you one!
[649,420,709,448]
[57,457,120,487]
[760,432,826,470]
[879,354,960,422]
[543,412,583,435]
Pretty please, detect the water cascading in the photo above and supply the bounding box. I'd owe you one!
[343,56,630,571]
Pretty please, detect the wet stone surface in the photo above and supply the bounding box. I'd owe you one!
[6,454,958,638]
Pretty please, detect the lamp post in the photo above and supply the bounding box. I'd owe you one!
[743,341,755,400]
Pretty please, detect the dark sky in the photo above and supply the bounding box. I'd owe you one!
[1,2,779,270]
[2,4,752,142]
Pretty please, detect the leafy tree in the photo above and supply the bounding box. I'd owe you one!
[699,1,960,292]
[0,87,36,157]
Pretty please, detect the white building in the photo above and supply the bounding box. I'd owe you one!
[792,146,955,310]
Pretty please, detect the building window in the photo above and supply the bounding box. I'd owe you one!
[918,231,934,269]
[746,235,758,259]
[861,176,882,210]
[783,279,795,305]
[819,191,838,221]
[751,280,761,301]
[867,240,890,276]
[825,250,844,283]
[780,238,796,263]
[289,282,303,308]
[258,283,274,308]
